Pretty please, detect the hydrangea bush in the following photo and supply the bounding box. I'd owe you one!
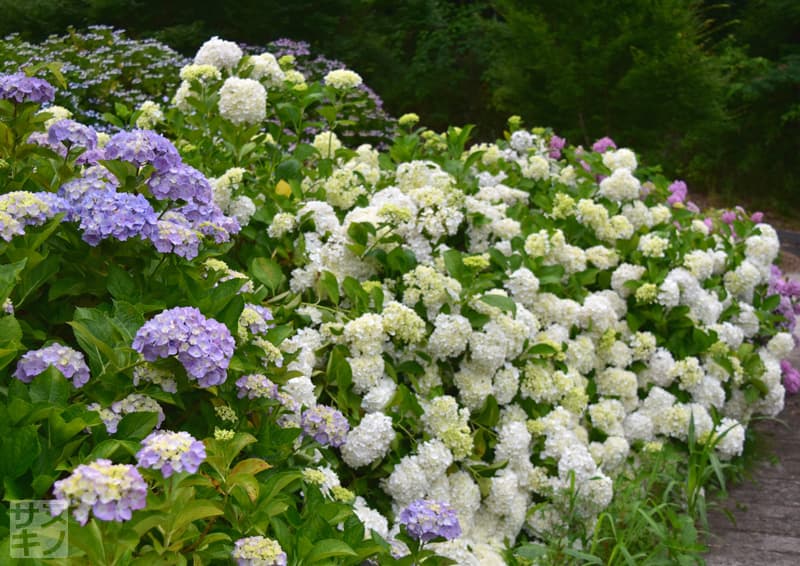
[0,33,798,565]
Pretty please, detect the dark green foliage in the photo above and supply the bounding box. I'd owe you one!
[0,0,797,211]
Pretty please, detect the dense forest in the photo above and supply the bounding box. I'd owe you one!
[2,0,797,212]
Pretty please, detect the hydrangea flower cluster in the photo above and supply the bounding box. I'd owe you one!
[398,499,462,543]
[52,459,147,525]
[136,430,207,477]
[273,123,796,559]
[13,343,90,387]
[0,72,55,103]
[218,77,267,125]
[324,69,363,90]
[232,536,287,566]
[132,307,235,387]
[90,393,166,434]
[235,373,280,400]
[104,129,181,171]
[0,191,67,241]
[300,405,350,447]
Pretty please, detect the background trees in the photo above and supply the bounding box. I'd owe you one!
[1,0,797,213]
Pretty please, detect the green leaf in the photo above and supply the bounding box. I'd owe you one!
[479,293,517,316]
[275,102,301,124]
[107,264,138,301]
[250,257,286,292]
[172,500,224,533]
[319,271,340,304]
[0,425,40,479]
[443,249,465,281]
[386,247,417,274]
[116,412,159,441]
[515,543,549,559]
[304,539,358,563]
[17,253,60,306]
[29,367,70,406]
[0,258,27,302]
[276,158,301,181]
[0,315,23,370]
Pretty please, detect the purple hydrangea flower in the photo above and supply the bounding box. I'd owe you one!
[13,343,90,387]
[235,373,280,399]
[58,166,119,211]
[398,499,462,543]
[549,135,566,159]
[751,211,764,223]
[147,163,214,204]
[132,306,235,387]
[52,459,147,525]
[48,119,98,151]
[238,304,274,339]
[300,405,349,447]
[72,189,158,245]
[148,212,202,259]
[667,180,688,205]
[721,210,737,225]
[781,360,800,394]
[104,129,181,172]
[0,72,55,104]
[591,136,617,153]
[136,430,207,477]
[232,536,287,566]
[176,200,240,243]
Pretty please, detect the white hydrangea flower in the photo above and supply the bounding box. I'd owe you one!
[218,77,266,125]
[313,131,342,158]
[602,148,637,171]
[268,212,297,238]
[598,168,640,202]
[713,418,745,460]
[341,412,395,468]
[246,52,285,87]
[324,69,363,89]
[194,36,243,70]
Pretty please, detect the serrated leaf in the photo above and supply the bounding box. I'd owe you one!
[479,293,517,316]
[29,367,70,406]
[250,257,286,292]
[230,458,272,477]
[305,539,358,563]
[172,500,224,533]
[115,412,159,440]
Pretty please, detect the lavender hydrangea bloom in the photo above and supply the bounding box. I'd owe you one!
[398,499,461,542]
[237,304,274,340]
[0,72,55,103]
[136,430,207,477]
[232,536,287,566]
[667,180,688,205]
[592,136,617,153]
[149,212,202,259]
[300,405,350,447]
[73,189,158,245]
[48,119,98,151]
[132,306,235,387]
[549,135,566,159]
[176,200,240,243]
[0,191,67,241]
[13,343,90,387]
[147,163,214,204]
[235,373,279,399]
[52,459,147,525]
[104,129,181,172]
[58,166,119,213]
[89,393,165,434]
